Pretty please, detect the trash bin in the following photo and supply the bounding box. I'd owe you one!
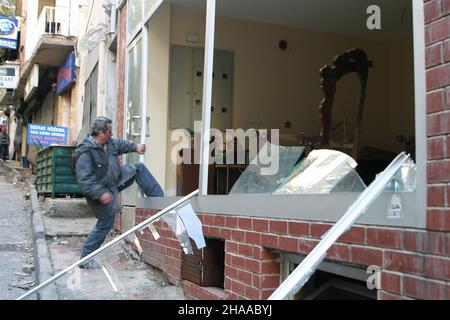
[35,146,82,198]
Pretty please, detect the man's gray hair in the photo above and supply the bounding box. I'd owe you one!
[91,116,112,136]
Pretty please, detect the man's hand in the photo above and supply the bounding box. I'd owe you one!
[136,144,146,154]
[100,192,113,205]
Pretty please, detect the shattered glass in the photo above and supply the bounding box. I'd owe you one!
[229,146,304,194]
[274,149,366,194]
[378,158,416,193]
[18,200,205,300]
[21,238,185,300]
[176,203,206,250]
[161,211,194,255]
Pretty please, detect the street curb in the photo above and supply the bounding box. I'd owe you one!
[29,185,59,300]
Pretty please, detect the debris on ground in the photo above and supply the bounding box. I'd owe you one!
[9,280,35,290]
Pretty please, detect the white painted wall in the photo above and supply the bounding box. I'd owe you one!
[161,8,414,194]
[74,0,117,141]
[145,1,171,191]
[24,0,39,61]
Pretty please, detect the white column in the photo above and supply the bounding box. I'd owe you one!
[198,0,216,195]
[140,24,149,162]
[412,0,427,223]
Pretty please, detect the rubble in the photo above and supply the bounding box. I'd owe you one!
[9,280,35,290]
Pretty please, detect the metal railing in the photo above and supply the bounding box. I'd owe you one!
[26,6,71,61]
[17,189,199,300]
[269,152,411,300]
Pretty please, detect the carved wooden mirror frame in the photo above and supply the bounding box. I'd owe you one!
[318,48,373,159]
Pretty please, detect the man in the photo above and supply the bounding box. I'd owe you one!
[73,116,163,268]
[0,128,9,161]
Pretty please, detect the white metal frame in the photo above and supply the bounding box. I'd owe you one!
[123,32,143,144]
[195,0,427,227]
[199,0,217,195]
[411,0,427,223]
[126,0,164,47]
[123,0,164,144]
[129,0,426,228]
[269,152,411,300]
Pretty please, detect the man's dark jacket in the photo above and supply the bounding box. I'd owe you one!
[73,136,137,219]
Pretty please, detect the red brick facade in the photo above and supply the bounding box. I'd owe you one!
[130,2,450,300]
[136,209,449,300]
[114,3,128,230]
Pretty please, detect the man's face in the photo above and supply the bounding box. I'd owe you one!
[98,124,113,145]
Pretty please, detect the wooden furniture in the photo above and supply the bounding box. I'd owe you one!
[318,49,373,159]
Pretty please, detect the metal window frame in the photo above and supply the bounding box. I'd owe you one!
[199,0,216,195]
[411,0,427,225]
[123,0,164,148]
[131,0,426,229]
[126,0,164,47]
[193,0,426,229]
[123,32,143,144]
[268,152,411,300]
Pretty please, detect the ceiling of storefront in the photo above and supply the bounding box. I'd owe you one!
[170,0,413,41]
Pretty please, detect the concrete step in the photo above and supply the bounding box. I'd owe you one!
[43,198,95,218]
[42,216,97,237]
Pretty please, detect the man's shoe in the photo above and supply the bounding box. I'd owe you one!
[79,259,101,269]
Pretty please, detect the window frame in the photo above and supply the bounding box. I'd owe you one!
[132,0,427,229]
[193,0,427,228]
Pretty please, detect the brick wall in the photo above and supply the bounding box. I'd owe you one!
[386,0,450,301]
[137,209,448,300]
[114,2,127,231]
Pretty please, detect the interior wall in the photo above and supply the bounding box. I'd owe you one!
[169,9,414,154]
[38,0,55,17]
[146,1,171,190]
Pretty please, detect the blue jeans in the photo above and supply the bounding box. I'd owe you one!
[81,163,163,258]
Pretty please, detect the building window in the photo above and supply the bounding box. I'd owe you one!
[127,0,143,40]
[281,253,376,300]
[81,64,98,138]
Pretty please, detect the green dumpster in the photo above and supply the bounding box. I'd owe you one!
[35,146,82,198]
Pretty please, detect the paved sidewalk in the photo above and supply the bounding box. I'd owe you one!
[1,160,185,300]
[0,161,35,300]
[37,211,186,299]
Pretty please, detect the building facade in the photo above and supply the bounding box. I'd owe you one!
[12,0,90,167]
[9,0,450,300]
[114,0,449,300]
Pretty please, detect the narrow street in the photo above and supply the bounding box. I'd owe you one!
[0,160,34,300]
[0,160,185,300]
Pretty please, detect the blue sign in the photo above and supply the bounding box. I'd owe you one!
[27,124,68,147]
[56,52,76,95]
[0,16,19,50]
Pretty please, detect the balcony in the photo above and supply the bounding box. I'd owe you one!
[16,6,76,98]
[25,6,75,62]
